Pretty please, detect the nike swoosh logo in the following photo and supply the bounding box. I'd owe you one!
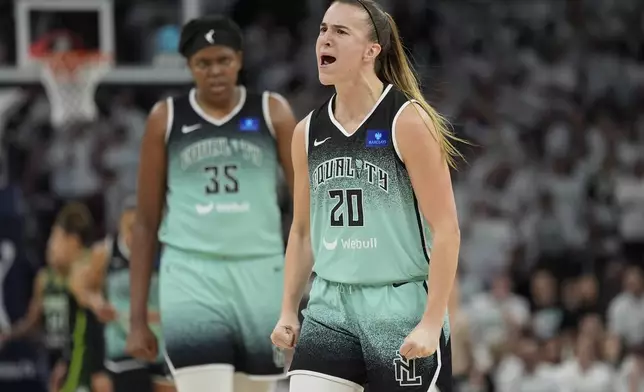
[392,282,410,288]
[182,124,202,134]
[314,137,331,147]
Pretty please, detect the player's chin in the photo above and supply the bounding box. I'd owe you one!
[317,72,335,86]
[204,82,232,96]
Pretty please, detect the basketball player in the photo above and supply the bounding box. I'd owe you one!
[69,198,174,392]
[126,15,297,392]
[271,1,461,391]
[39,203,110,392]
[0,240,71,374]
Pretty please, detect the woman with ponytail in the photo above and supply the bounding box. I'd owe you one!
[271,1,459,391]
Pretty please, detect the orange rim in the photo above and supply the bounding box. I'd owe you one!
[40,51,111,75]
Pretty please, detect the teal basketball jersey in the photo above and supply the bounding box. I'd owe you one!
[159,87,284,260]
[307,84,433,285]
[104,235,162,360]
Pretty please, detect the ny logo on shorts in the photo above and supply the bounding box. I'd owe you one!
[393,350,423,387]
[272,346,285,368]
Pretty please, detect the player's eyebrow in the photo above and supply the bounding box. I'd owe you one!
[320,22,352,31]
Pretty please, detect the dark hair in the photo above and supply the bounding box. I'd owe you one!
[54,202,94,247]
[333,0,463,167]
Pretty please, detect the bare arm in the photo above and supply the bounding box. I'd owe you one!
[68,242,109,310]
[130,101,168,327]
[6,269,46,340]
[268,93,297,196]
[395,103,460,329]
[281,115,314,315]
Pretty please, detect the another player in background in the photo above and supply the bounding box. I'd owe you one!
[126,15,297,392]
[271,1,461,391]
[1,228,73,375]
[70,197,174,392]
[39,203,110,392]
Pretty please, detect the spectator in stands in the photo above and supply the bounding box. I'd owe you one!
[530,269,563,340]
[608,266,644,346]
[556,336,615,392]
[46,121,104,235]
[511,334,561,392]
[615,159,644,266]
[616,344,644,392]
[468,274,530,362]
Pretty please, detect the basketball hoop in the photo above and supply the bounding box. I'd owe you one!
[38,50,111,129]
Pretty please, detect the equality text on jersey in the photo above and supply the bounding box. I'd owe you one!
[179,137,263,169]
[312,156,389,193]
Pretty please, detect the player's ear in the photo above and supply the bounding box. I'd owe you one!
[236,51,244,68]
[364,43,381,62]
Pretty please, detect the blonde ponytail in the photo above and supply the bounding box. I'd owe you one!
[380,13,464,168]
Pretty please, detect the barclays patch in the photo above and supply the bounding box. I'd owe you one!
[239,117,260,132]
[365,130,389,148]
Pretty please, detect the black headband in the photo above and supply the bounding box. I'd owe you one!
[179,17,243,59]
[356,0,380,45]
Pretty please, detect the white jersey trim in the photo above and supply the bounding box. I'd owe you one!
[392,99,418,162]
[262,91,275,138]
[262,91,289,138]
[287,370,364,389]
[103,235,113,261]
[189,86,247,127]
[328,84,393,137]
[165,97,174,143]
[304,111,313,156]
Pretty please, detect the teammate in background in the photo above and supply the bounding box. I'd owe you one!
[126,15,297,392]
[69,197,175,392]
[39,203,110,392]
[271,1,461,391]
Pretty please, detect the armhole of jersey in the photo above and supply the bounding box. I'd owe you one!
[304,111,313,156]
[164,97,174,143]
[392,99,418,162]
[262,91,290,139]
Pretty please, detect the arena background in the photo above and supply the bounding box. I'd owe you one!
[1,0,644,391]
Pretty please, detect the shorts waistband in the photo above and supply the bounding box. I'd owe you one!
[316,276,427,292]
[161,245,282,263]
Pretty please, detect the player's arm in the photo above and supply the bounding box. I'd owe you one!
[395,103,460,329]
[281,116,314,315]
[268,92,297,195]
[68,242,115,322]
[130,101,168,328]
[3,269,47,340]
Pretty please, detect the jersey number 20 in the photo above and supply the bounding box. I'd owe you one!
[329,189,364,227]
[205,165,239,194]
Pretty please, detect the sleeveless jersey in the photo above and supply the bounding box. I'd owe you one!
[307,85,433,285]
[159,87,283,260]
[104,235,162,360]
[42,269,69,351]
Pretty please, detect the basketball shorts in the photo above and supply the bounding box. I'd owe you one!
[160,253,286,378]
[60,312,106,392]
[289,277,452,392]
[104,357,170,392]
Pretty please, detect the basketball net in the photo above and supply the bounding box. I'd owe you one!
[38,45,111,128]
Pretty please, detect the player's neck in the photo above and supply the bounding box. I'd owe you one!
[334,74,384,121]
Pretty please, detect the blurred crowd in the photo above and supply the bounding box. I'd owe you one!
[1,0,644,391]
